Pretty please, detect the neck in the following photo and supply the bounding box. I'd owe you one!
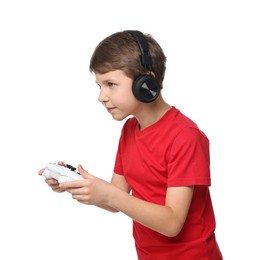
[134,96,171,130]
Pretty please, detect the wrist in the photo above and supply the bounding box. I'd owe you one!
[106,184,122,209]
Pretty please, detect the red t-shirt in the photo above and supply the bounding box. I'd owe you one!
[114,107,222,260]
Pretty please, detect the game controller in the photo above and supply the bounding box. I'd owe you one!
[42,163,84,183]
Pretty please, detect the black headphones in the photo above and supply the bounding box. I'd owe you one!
[125,30,161,103]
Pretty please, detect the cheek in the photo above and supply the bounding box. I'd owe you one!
[123,90,138,107]
[117,86,135,102]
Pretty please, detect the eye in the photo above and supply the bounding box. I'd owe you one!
[107,82,116,88]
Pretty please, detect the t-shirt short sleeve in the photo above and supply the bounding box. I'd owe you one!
[167,127,211,187]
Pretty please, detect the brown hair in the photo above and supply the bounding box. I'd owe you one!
[89,31,167,88]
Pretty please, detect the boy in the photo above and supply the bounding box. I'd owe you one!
[39,30,223,259]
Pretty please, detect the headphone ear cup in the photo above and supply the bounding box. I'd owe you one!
[132,75,161,103]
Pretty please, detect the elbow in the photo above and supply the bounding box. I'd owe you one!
[164,229,181,238]
[163,222,183,238]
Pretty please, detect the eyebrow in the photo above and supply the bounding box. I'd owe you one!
[95,78,117,85]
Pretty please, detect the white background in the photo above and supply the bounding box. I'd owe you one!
[0,0,264,259]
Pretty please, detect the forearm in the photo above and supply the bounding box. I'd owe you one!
[107,186,181,237]
[96,204,119,213]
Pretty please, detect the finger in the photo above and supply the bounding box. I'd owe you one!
[72,195,89,204]
[45,179,65,192]
[54,187,65,193]
[78,164,92,179]
[69,186,88,196]
[59,179,84,189]
[46,179,61,188]
[52,186,65,192]
[38,168,45,175]
[45,178,59,185]
[57,161,66,166]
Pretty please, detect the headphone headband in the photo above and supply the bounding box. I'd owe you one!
[125,30,152,69]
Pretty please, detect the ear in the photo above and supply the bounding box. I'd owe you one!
[147,71,156,78]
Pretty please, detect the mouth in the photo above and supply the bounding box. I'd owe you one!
[106,107,116,113]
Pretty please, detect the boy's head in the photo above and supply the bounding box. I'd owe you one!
[89,30,167,89]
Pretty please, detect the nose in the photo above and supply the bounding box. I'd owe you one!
[98,88,109,103]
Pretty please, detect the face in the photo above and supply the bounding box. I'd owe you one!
[95,70,141,121]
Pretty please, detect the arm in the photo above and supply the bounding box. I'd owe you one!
[60,165,193,237]
[95,173,131,213]
[108,184,193,237]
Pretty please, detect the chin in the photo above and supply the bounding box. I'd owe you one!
[112,113,129,121]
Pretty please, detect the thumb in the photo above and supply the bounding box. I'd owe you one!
[78,164,92,179]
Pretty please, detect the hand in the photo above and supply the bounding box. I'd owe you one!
[59,164,111,205]
[38,161,66,193]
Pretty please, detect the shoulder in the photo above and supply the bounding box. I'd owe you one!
[171,107,199,129]
[161,107,207,139]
